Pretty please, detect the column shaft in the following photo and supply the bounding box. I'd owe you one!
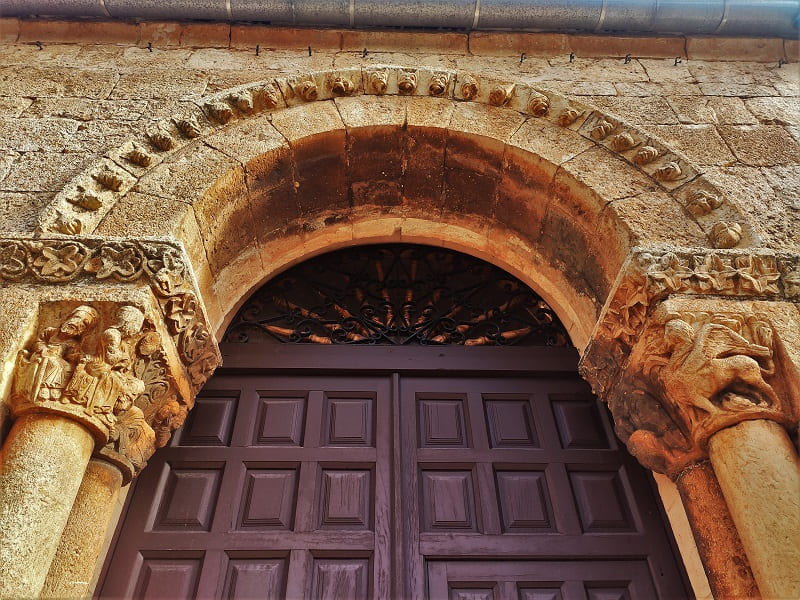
[0,413,94,598]
[709,419,800,599]
[41,458,124,599]
[675,461,759,598]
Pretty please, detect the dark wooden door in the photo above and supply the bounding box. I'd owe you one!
[98,346,690,600]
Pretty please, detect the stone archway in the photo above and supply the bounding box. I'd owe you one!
[2,65,798,600]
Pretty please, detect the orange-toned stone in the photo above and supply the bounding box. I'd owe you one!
[342,30,468,54]
[687,36,785,62]
[568,35,686,59]
[231,25,341,50]
[18,19,139,45]
[137,21,182,47]
[468,32,568,57]
[180,23,230,49]
[0,18,20,44]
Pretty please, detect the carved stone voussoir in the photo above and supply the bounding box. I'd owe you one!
[604,307,796,478]
[1,236,221,457]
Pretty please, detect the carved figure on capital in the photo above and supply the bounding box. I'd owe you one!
[607,310,793,477]
[11,304,152,444]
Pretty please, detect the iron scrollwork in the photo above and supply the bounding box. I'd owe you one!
[224,245,568,346]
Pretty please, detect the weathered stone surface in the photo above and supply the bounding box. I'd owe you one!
[667,96,758,125]
[646,124,736,166]
[587,96,679,125]
[718,125,800,166]
[744,96,800,126]
[0,66,117,98]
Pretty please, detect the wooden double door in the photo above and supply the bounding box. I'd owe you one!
[99,346,689,599]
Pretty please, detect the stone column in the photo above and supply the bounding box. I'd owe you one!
[0,236,221,598]
[0,413,95,598]
[579,248,800,599]
[709,419,800,599]
[40,458,124,600]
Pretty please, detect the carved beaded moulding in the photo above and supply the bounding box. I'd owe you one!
[34,64,752,251]
[225,244,569,347]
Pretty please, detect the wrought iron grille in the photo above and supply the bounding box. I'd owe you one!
[224,245,569,346]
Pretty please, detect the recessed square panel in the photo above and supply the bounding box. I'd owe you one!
[135,556,202,599]
[311,558,370,600]
[238,469,298,529]
[418,398,469,447]
[318,469,372,529]
[551,395,610,449]
[254,396,306,446]
[420,470,477,531]
[450,587,495,600]
[177,394,238,446]
[152,465,222,531]
[570,470,636,533]
[484,398,538,448]
[519,587,563,600]
[223,557,287,599]
[322,396,374,446]
[585,585,631,600]
[496,471,554,532]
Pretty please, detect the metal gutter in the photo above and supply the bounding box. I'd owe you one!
[2,0,798,38]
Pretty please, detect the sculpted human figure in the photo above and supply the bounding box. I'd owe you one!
[66,306,146,427]
[657,317,779,435]
[13,305,99,404]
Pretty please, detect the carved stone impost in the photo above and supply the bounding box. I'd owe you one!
[1,235,221,478]
[580,246,800,478]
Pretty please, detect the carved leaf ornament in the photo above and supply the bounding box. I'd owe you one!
[225,244,568,347]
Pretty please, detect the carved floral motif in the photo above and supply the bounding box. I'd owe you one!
[711,221,743,249]
[368,70,388,94]
[429,73,449,96]
[527,92,550,117]
[398,71,417,94]
[558,107,580,126]
[459,75,479,100]
[331,76,355,96]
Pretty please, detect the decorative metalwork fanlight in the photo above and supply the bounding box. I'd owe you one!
[224,244,569,346]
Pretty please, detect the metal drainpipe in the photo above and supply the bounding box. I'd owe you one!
[2,0,798,38]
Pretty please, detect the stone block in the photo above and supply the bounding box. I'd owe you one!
[508,120,594,177]
[180,23,230,49]
[607,191,706,246]
[0,66,118,99]
[687,37,785,62]
[467,32,568,57]
[786,39,800,62]
[616,82,704,97]
[137,21,182,47]
[335,95,406,129]
[0,18,20,43]
[406,97,454,129]
[568,35,685,59]
[404,125,446,217]
[0,191,51,233]
[1,151,95,192]
[744,97,800,126]
[718,125,800,166]
[342,30,468,54]
[270,101,345,143]
[0,118,80,152]
[646,124,736,166]
[231,25,341,50]
[587,96,679,125]
[18,19,139,45]
[109,70,208,100]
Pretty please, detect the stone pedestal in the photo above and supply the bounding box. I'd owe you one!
[709,419,800,599]
[40,458,125,600]
[0,413,95,598]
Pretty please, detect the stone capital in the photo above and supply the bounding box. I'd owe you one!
[0,235,221,479]
[580,246,800,477]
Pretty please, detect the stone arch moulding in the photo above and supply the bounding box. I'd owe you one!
[36,64,768,347]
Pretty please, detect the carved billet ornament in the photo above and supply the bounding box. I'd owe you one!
[591,119,615,140]
[654,161,683,182]
[147,128,175,152]
[685,189,723,216]
[174,115,202,139]
[67,186,102,211]
[368,69,389,94]
[330,76,355,96]
[429,72,450,97]
[489,84,514,107]
[398,70,417,95]
[633,145,659,165]
[93,169,124,192]
[610,132,637,152]
[124,144,152,168]
[711,222,743,249]
[527,91,550,117]
[558,107,581,127]
[252,85,280,109]
[459,75,479,100]
[205,101,234,124]
[607,309,794,477]
[295,79,319,102]
[228,91,254,112]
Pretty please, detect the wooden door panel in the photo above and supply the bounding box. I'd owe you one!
[427,560,658,600]
[100,360,689,600]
